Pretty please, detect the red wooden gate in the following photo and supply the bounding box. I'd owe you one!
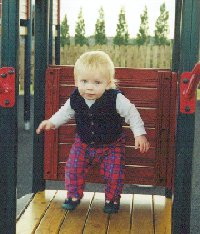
[44,66,177,191]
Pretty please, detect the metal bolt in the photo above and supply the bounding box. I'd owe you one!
[1,73,7,78]
[185,106,190,112]
[183,78,189,84]
[8,70,15,75]
[4,99,10,105]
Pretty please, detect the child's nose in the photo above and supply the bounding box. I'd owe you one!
[86,83,94,89]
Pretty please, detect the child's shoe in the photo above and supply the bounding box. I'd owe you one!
[62,198,80,210]
[103,201,120,214]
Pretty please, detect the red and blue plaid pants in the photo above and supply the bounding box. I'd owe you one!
[65,134,126,203]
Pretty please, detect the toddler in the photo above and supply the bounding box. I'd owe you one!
[36,51,150,213]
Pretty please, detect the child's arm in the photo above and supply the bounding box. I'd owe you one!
[116,93,150,153]
[36,98,75,134]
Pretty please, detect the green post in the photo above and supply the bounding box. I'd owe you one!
[55,0,60,65]
[172,0,182,73]
[23,0,32,130]
[49,0,53,64]
[0,0,19,233]
[32,0,49,193]
[172,0,200,233]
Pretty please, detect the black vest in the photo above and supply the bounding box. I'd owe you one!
[70,88,123,144]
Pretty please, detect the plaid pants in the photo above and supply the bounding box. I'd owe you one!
[65,134,126,203]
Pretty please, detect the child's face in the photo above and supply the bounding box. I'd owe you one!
[76,71,111,100]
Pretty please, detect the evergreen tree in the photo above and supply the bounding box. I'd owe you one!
[75,8,88,46]
[136,6,150,45]
[94,7,107,45]
[60,14,70,47]
[113,7,129,45]
[154,3,170,45]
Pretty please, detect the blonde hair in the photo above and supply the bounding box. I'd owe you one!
[74,51,117,89]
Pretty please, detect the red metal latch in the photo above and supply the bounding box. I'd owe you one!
[0,67,15,108]
[180,63,200,114]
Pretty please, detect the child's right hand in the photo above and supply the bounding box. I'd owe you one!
[36,120,55,134]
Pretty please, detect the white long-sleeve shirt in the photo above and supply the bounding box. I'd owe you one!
[49,93,146,137]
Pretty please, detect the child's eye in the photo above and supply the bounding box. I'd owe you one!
[95,81,101,84]
[81,80,87,83]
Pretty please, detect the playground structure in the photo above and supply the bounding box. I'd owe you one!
[1,0,200,233]
[43,66,177,194]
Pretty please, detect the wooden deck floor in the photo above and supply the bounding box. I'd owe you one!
[16,190,171,234]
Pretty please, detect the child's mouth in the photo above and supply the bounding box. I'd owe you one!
[86,94,95,97]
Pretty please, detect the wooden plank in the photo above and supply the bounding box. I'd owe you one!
[157,72,172,180]
[108,194,133,234]
[145,45,151,68]
[58,67,162,88]
[16,190,173,234]
[16,190,57,234]
[130,194,154,234]
[126,45,134,67]
[166,73,177,190]
[115,68,160,88]
[152,46,158,68]
[59,192,94,234]
[153,196,172,234]
[44,68,60,180]
[34,190,66,233]
[84,193,109,234]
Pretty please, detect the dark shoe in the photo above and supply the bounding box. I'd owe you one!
[62,198,80,210]
[103,201,120,214]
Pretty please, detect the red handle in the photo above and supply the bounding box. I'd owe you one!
[183,63,200,99]
[191,62,200,75]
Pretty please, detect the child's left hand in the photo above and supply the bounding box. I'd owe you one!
[135,135,150,153]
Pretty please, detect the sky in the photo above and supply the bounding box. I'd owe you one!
[60,0,175,38]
